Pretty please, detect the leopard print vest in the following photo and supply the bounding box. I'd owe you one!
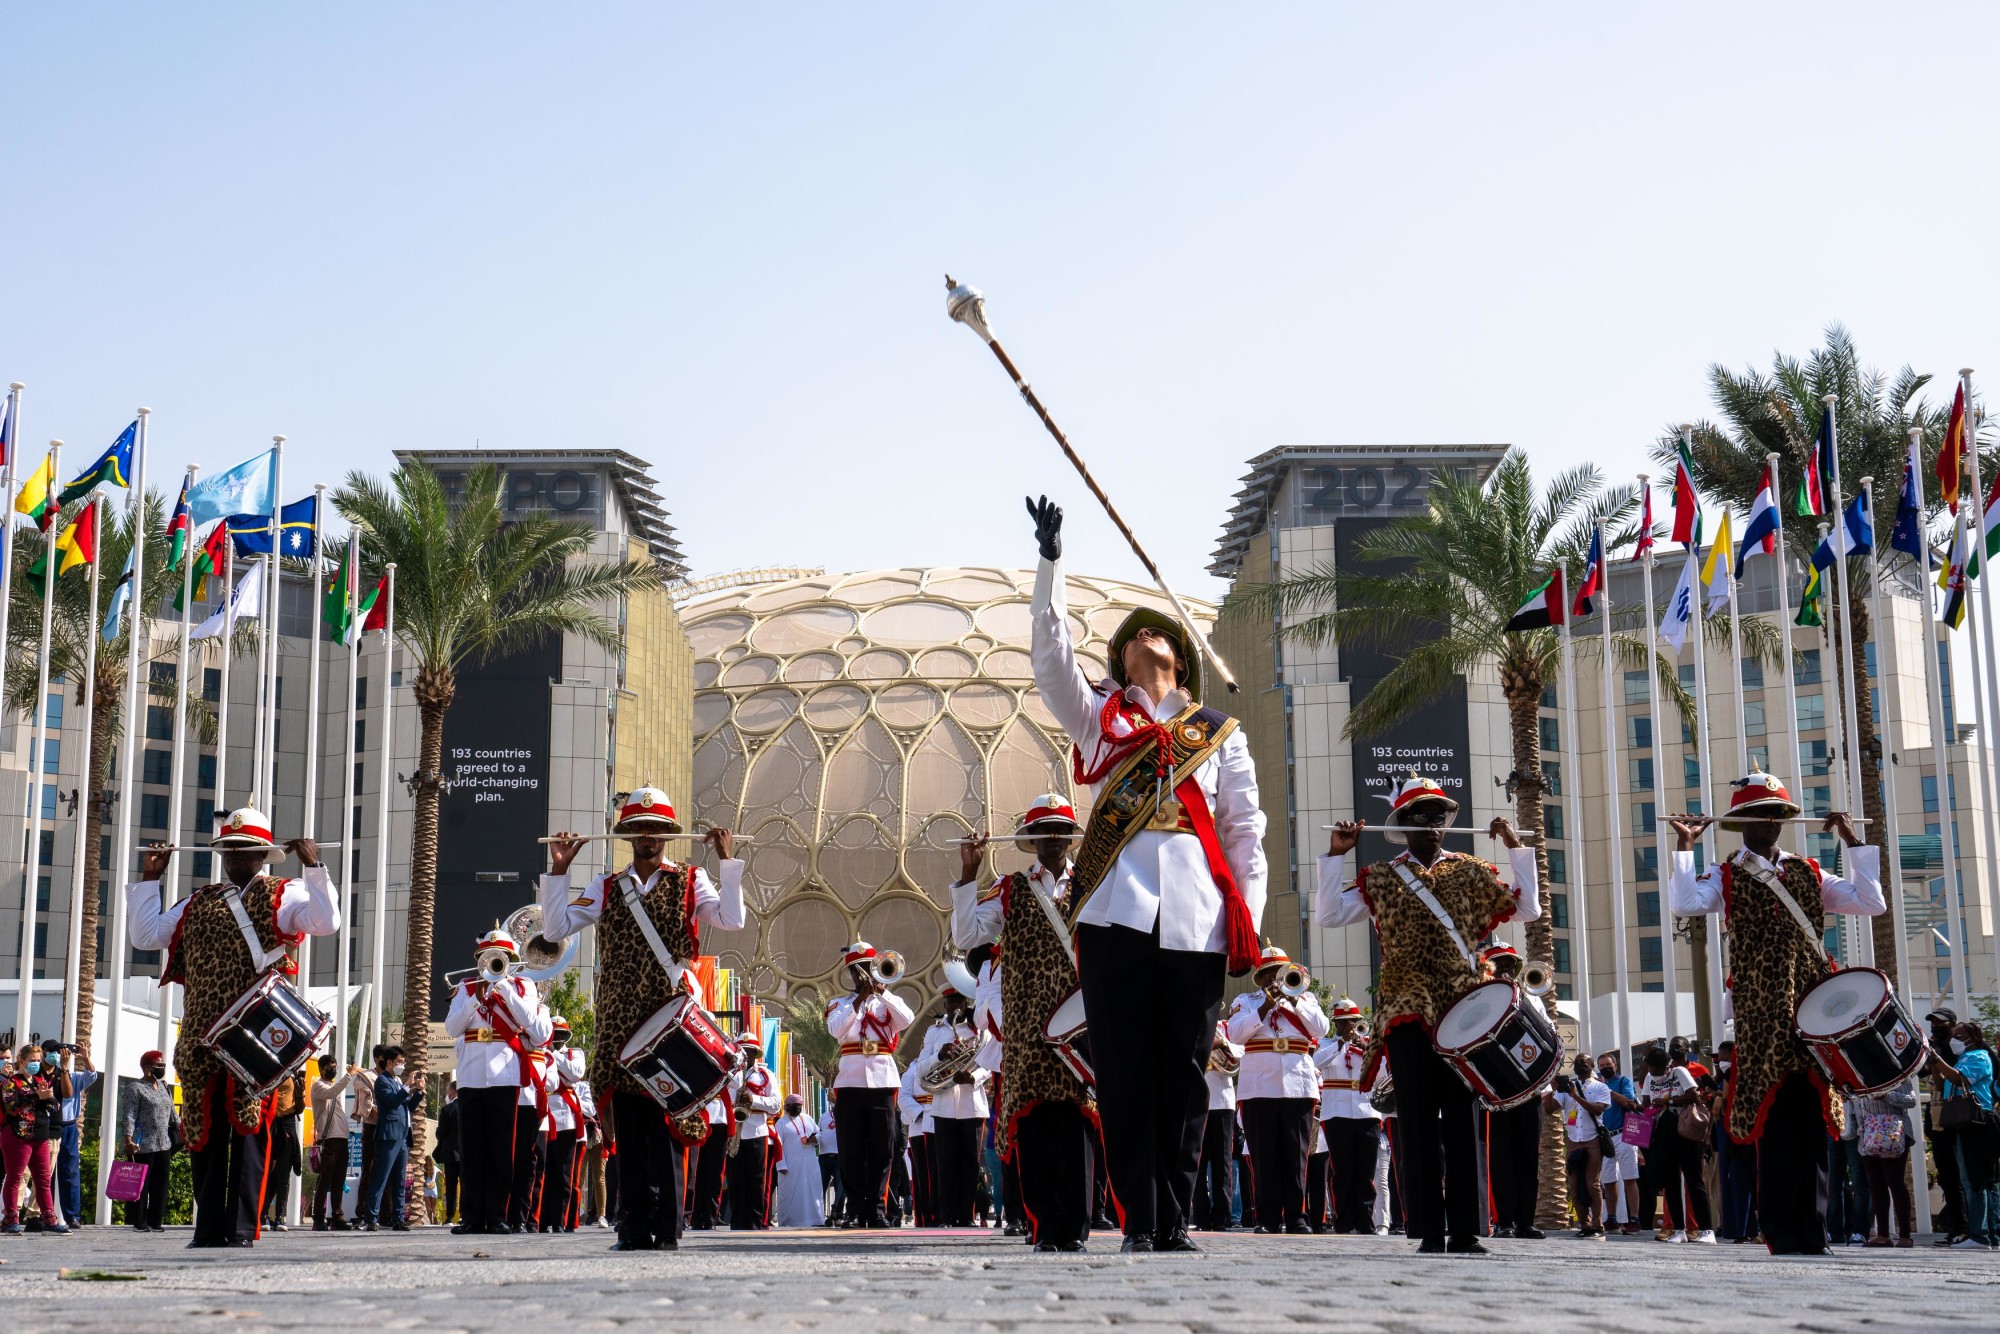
[997,871,1089,1132]
[165,876,292,1148]
[588,865,699,1103]
[1721,854,1841,1143]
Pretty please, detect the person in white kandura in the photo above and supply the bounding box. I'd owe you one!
[1668,771,1879,1256]
[129,807,340,1249]
[539,786,744,1251]
[1226,945,1329,1234]
[1318,773,1536,1254]
[772,1093,826,1228]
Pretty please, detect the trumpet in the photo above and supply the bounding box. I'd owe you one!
[1267,963,1311,1001]
[1350,1019,1371,1042]
[868,951,906,987]
[478,948,516,981]
[1520,960,1555,997]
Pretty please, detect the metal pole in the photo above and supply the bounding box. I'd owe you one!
[1686,544,1725,1044]
[1822,398,1870,878]
[14,441,60,1044]
[0,384,21,835]
[1915,471,1973,1020]
[213,541,234,812]
[1953,374,2000,1002]
[1596,524,1630,1059]
[1765,454,1805,812]
[158,469,199,1059]
[335,532,359,1064]
[297,487,325,988]
[60,496,103,1042]
[367,564,396,1052]
[1638,478,1680,1044]
[256,435,284,805]
[1558,605,1593,1054]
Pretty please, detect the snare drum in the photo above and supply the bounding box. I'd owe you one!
[1795,967,1929,1095]
[617,993,737,1115]
[1432,979,1564,1110]
[201,972,332,1097]
[1042,987,1092,1087]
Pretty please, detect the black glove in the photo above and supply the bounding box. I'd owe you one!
[1026,495,1063,562]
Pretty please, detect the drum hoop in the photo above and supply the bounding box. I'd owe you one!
[1433,981,1517,1055]
[1794,966,1895,1043]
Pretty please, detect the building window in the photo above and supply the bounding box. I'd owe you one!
[1627,716,1652,749]
[40,784,57,821]
[1541,761,1561,797]
[1624,670,1650,704]
[1796,648,1821,685]
[1550,894,1569,929]
[355,719,366,751]
[1637,888,1661,926]
[1639,935,1664,972]
[1796,693,1825,732]
[1748,745,1769,771]
[1741,657,1763,690]
[203,668,221,702]
[1540,684,1556,709]
[1539,717,1559,752]
[1864,641,1877,678]
[1553,939,1572,975]
[143,749,172,785]
[39,738,59,773]
[140,794,169,830]
[1629,757,1653,791]
[1677,664,1694,690]
[146,705,173,740]
[1544,806,1564,841]
[1546,848,1567,885]
[150,661,177,690]
[1745,700,1766,736]
[198,753,216,790]
[356,675,369,709]
[41,694,64,728]
[1684,756,1701,788]
[1939,643,1956,731]
[195,799,215,837]
[38,830,54,866]
[354,762,365,794]
[193,852,212,878]
[353,805,365,838]
[1922,775,1957,812]
[1636,845,1659,882]
[1808,785,1832,812]
[1800,739,1830,777]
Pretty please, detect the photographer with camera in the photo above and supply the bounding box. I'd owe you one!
[1544,1055,1612,1238]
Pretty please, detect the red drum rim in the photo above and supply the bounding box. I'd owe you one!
[1793,966,1893,1043]
[1432,980,1522,1055]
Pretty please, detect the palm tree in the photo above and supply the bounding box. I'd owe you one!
[1660,325,1960,978]
[331,460,661,1209]
[3,491,185,1050]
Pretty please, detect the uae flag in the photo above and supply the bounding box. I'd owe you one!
[1671,439,1702,545]
[1505,567,1566,632]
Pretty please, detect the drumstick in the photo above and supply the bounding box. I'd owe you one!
[536,833,754,844]
[1318,826,1541,845]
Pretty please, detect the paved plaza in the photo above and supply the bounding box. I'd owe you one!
[1,1225,1996,1333]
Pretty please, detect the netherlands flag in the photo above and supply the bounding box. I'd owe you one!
[1735,464,1780,577]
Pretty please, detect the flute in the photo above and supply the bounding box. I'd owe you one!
[140,841,344,853]
[536,833,753,844]
[1320,826,1542,845]
[1677,816,1872,826]
[952,833,1084,844]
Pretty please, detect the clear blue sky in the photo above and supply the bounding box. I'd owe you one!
[6,4,1997,598]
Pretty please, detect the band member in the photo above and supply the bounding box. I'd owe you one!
[1319,774,1536,1254]
[1025,497,1268,1253]
[688,1090,731,1229]
[510,1033,552,1233]
[728,1031,782,1229]
[128,808,340,1248]
[446,926,553,1234]
[1315,996,1381,1235]
[953,795,1098,1252]
[898,1050,934,1225]
[1669,773,1879,1255]
[828,941,915,1227]
[968,942,1019,1232]
[1226,945,1328,1233]
[540,787,745,1251]
[1197,1021,1242,1231]
[1476,944,1544,1240]
[541,1017,587,1233]
[916,975,993,1228]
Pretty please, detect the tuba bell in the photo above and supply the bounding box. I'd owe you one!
[1520,960,1555,997]
[506,902,577,983]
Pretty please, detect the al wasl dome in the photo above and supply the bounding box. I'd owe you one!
[681,567,1216,1009]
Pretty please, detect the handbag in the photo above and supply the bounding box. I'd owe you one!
[1677,1096,1713,1144]
[1859,1112,1907,1159]
[1940,1091,1978,1131]
[104,1160,149,1203]
[168,1116,186,1153]
[1621,1108,1656,1147]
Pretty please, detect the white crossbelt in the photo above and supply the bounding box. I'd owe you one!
[222,879,289,973]
[1025,874,1077,970]
[619,869,690,988]
[1390,859,1480,972]
[1730,854,1829,964]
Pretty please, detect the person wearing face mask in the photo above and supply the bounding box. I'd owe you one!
[360,1046,419,1231]
[1923,1009,1970,1246]
[1933,1022,1999,1250]
[1637,1047,1714,1243]
[1321,775,1537,1254]
[51,1045,97,1229]
[1594,1051,1640,1235]
[120,1051,179,1231]
[1,1043,71,1234]
[1711,1041,1758,1244]
[772,1094,825,1227]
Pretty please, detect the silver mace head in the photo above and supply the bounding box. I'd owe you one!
[944,273,994,343]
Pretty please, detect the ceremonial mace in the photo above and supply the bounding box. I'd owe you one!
[944,275,1239,693]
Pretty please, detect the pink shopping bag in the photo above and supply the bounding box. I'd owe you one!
[1620,1109,1655,1147]
[105,1160,149,1202]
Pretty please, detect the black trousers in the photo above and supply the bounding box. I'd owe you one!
[912,1132,935,1224]
[189,1086,270,1246]
[1384,1023,1479,1247]
[263,1116,301,1224]
[1240,1098,1315,1227]
[311,1137,349,1224]
[441,1162,459,1223]
[1931,1124,1966,1236]
[1076,922,1225,1240]
[836,1087,896,1224]
[1196,1109,1235,1229]
[611,1090,684,1247]
[1756,1072,1830,1254]
[1014,1100,1094,1247]
[134,1149,173,1229]
[457,1086,519,1232]
[728,1137,773,1229]
[1325,1117,1380,1233]
[1651,1123,1712,1233]
[690,1130,728,1227]
[1306,1150,1329,1226]
[508,1104,544,1229]
[931,1116,981,1226]
[888,1118,911,1221]
[1485,1099,1541,1232]
[542,1129,578,1230]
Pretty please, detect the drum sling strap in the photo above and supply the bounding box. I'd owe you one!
[1732,855,1830,965]
[618,869,691,989]
[1389,858,1481,972]
[221,879,289,974]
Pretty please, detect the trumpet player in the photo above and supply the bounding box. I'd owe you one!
[1198,1021,1243,1231]
[915,975,992,1228]
[828,941,915,1228]
[727,1031,782,1230]
[1318,774,1537,1254]
[1225,946,1328,1233]
[1315,997,1381,1235]
[1477,945,1545,1240]
[446,925,554,1235]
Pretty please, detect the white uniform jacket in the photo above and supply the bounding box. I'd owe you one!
[1666,845,1884,919]
[547,1047,586,1134]
[1315,1036,1379,1121]
[445,975,553,1089]
[1314,846,1543,929]
[826,991,915,1089]
[127,863,343,952]
[973,958,1004,1073]
[1032,557,1267,952]
[731,1063,783,1140]
[913,1018,992,1120]
[1225,990,1328,1101]
[1206,1028,1243,1112]
[538,859,745,950]
[897,1060,932,1135]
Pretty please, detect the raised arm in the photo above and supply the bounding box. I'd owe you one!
[275,863,342,937]
[1817,842,1885,916]
[1499,845,1542,923]
[1214,732,1268,929]
[537,870,603,942]
[126,879,188,953]
[692,856,747,932]
[1027,498,1101,748]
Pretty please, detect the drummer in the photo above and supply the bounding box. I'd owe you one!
[539,788,745,1252]
[1668,772,1880,1256]
[1317,774,1535,1254]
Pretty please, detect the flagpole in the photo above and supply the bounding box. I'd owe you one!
[60,496,104,1043]
[1687,553,1725,1045]
[1848,480,1880,971]
[213,540,235,812]
[1821,398,1870,922]
[336,532,359,1064]
[158,468,198,1060]
[256,435,285,806]
[1940,494,1989,1008]
[1954,373,2000,1001]
[1765,452,1805,822]
[1594,524,1630,1059]
[93,406,148,1224]
[1557,595,1594,1055]
[1638,476,1680,1044]
[367,564,396,1054]
[14,441,61,1045]
[299,488,325,980]
[1916,473,1974,1024]
[0,385,21,796]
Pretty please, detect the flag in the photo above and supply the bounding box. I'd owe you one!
[1635,481,1655,556]
[1671,439,1702,545]
[1736,465,1781,577]
[57,422,136,505]
[1940,382,1966,515]
[0,391,13,468]
[185,449,276,527]
[191,564,263,640]
[324,540,361,643]
[54,501,96,576]
[1702,511,1734,615]
[1812,492,1875,571]
[1571,529,1604,617]
[1890,438,1926,562]
[1796,564,1824,628]
[1942,525,1971,630]
[102,545,136,643]
[1660,553,1699,650]
[1505,568,1565,632]
[359,575,389,636]
[177,521,231,611]
[1981,467,2000,567]
[1797,409,1834,517]
[166,473,193,569]
[13,451,56,530]
[226,496,317,558]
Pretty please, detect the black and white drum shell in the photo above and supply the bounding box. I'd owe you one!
[1794,966,1929,1095]
[616,992,737,1115]
[1432,979,1564,1111]
[201,972,332,1098]
[1042,986,1093,1087]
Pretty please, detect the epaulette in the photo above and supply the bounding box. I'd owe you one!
[977,877,1005,904]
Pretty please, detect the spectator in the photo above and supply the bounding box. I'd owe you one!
[1545,1055,1610,1238]
[310,1056,360,1231]
[360,1046,419,1232]
[818,1102,843,1227]
[263,1071,307,1231]
[1936,1021,1999,1251]
[1596,1051,1641,1233]
[1827,1092,1868,1245]
[1854,1073,1917,1248]
[1925,1008,1969,1246]
[1711,1040,1758,1243]
[1639,1047,1714,1243]
[53,1045,97,1227]
[118,1051,178,1232]
[435,1081,461,1225]
[350,1049,381,1226]
[1,1043,70,1234]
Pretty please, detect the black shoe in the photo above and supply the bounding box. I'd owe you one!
[390,1223,410,1232]
[1035,1241,1059,1252]
[1387,1224,1405,1235]
[1120,1235,1155,1253]
[1284,1221,1313,1235]
[1490,1225,1515,1239]
[225,1238,256,1248]
[1090,1214,1115,1230]
[1155,1230,1200,1252]
[1416,1239,1446,1253]
[1447,1239,1490,1255]
[1253,1224,1277,1234]
[1309,1222,1327,1235]
[330,1219,352,1232]
[611,1239,652,1251]
[1057,1240,1084,1252]
[1515,1226,1546,1240]
[657,1236,679,1250]
[187,1238,226,1249]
